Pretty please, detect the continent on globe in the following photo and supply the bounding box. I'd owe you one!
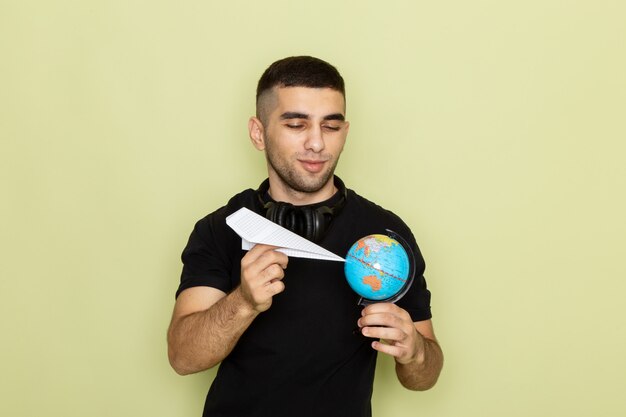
[362,275,382,292]
[355,235,396,257]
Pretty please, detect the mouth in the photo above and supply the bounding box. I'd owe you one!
[299,159,328,173]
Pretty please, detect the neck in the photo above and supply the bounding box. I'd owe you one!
[267,176,337,206]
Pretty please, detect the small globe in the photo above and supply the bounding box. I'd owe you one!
[344,234,411,302]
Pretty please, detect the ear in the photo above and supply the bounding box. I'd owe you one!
[248,117,266,151]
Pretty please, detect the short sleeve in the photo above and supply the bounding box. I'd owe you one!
[397,274,432,322]
[394,226,432,322]
[176,214,236,298]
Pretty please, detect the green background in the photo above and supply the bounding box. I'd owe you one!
[2,1,625,416]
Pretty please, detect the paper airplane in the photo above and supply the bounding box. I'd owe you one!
[225,207,345,262]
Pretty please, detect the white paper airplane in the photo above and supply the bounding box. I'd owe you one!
[225,207,345,262]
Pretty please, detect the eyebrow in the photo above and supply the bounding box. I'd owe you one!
[279,112,345,121]
[323,113,346,122]
[280,112,309,120]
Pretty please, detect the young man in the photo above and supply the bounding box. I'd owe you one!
[167,56,443,417]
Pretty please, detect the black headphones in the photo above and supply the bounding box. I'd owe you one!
[257,177,347,243]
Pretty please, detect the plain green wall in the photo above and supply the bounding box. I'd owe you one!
[2,1,625,416]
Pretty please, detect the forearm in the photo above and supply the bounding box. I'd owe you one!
[167,288,257,375]
[395,335,444,391]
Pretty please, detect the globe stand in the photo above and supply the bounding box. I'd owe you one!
[357,229,416,306]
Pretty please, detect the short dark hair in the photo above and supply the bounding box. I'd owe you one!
[256,56,345,102]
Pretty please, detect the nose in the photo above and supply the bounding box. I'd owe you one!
[304,126,325,153]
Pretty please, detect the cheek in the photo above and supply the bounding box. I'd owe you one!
[276,137,305,155]
[265,139,294,162]
[331,138,347,155]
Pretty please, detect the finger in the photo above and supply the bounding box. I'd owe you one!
[371,340,408,360]
[253,247,288,269]
[265,280,286,297]
[361,302,404,317]
[242,265,284,298]
[243,248,289,277]
[241,244,275,266]
[359,312,405,329]
[361,325,407,342]
[261,263,286,283]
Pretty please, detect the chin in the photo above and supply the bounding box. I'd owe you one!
[296,174,335,194]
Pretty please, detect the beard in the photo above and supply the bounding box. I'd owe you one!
[264,142,339,194]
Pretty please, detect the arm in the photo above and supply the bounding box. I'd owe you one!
[167,244,288,375]
[358,304,443,390]
[394,320,444,390]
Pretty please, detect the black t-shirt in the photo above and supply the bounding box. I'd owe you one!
[177,181,432,417]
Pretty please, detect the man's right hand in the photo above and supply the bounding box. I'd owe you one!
[238,244,289,312]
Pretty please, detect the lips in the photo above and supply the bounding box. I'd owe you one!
[299,159,327,173]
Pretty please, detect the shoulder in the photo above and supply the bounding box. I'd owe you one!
[342,187,425,271]
[186,187,261,255]
[193,188,259,233]
[345,189,410,232]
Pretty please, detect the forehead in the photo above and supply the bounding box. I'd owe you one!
[271,86,346,116]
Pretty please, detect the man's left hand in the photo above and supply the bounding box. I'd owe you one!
[358,303,425,365]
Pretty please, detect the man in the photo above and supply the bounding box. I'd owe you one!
[167,56,443,417]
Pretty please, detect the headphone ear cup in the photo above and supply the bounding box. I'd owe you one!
[284,205,297,233]
[265,202,277,223]
[274,202,293,230]
[308,208,328,243]
[318,211,329,242]
[302,208,316,242]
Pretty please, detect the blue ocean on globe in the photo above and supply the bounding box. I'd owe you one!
[344,234,410,301]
